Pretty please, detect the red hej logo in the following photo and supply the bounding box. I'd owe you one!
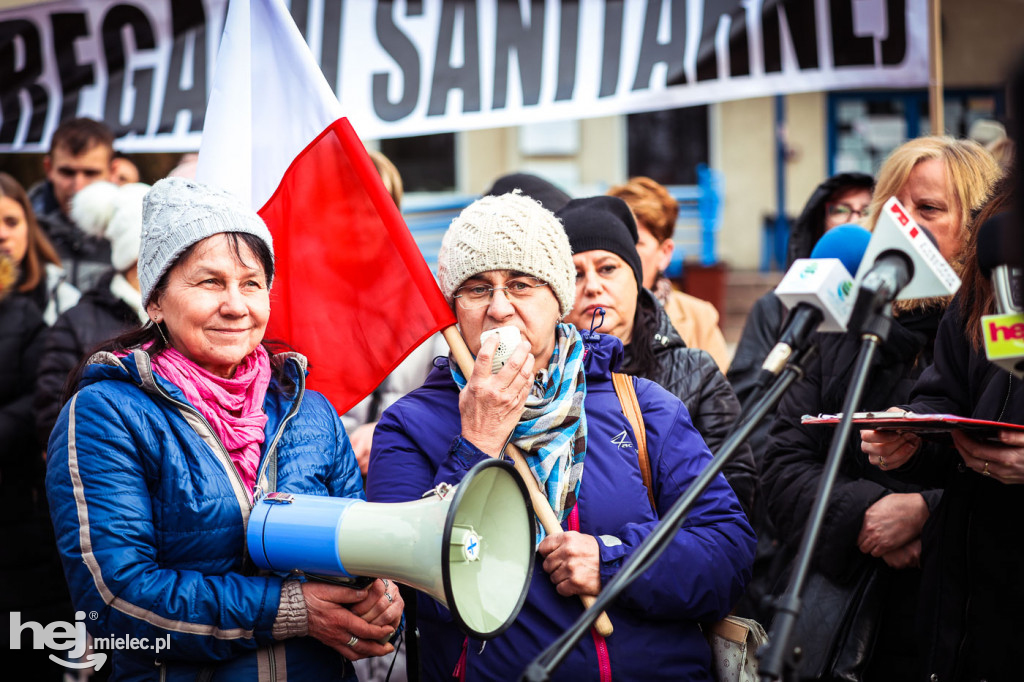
[989,320,1024,342]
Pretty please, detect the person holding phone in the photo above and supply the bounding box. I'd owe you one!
[366,191,754,681]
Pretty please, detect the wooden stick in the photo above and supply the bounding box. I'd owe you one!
[442,324,614,637]
[928,0,944,134]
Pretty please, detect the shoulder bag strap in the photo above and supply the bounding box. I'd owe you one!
[611,372,656,513]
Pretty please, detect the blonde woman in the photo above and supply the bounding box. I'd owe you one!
[762,137,999,681]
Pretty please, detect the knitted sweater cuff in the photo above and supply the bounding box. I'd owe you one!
[272,579,309,640]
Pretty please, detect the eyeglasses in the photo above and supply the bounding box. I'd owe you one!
[827,203,869,220]
[453,277,550,310]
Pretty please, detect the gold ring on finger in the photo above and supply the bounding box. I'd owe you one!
[983,460,991,476]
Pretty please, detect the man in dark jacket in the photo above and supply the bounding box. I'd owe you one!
[28,117,116,292]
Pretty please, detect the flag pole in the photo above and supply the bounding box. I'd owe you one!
[928,0,944,134]
[441,325,615,637]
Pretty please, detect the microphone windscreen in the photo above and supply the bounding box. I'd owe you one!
[811,224,872,276]
[976,213,1024,278]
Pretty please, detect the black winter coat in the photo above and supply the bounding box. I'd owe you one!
[625,290,757,516]
[1,280,74,681]
[0,291,46,501]
[899,301,1024,682]
[34,271,142,445]
[762,306,944,680]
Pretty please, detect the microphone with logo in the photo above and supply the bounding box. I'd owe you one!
[760,224,872,377]
[977,212,1024,376]
[847,197,962,334]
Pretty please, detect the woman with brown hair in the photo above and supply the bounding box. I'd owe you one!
[607,177,730,371]
[0,172,80,324]
[0,172,81,678]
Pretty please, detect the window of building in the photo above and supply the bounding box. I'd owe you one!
[828,89,1004,175]
[380,133,456,192]
[627,105,709,185]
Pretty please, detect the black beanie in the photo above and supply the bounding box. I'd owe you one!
[484,172,572,213]
[557,195,643,291]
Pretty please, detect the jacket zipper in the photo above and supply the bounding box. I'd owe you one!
[152,369,306,511]
[997,373,1012,423]
[152,382,250,499]
[253,371,306,502]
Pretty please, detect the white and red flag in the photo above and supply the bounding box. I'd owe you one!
[196,0,455,413]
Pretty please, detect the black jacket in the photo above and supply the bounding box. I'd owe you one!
[0,289,46,497]
[29,181,112,293]
[34,271,142,445]
[625,290,757,516]
[761,306,944,680]
[899,301,1024,682]
[0,276,71,654]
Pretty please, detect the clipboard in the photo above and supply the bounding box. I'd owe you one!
[800,410,1024,443]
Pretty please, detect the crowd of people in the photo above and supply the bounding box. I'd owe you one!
[0,114,1019,682]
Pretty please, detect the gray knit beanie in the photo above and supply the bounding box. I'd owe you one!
[139,177,274,306]
[438,191,575,317]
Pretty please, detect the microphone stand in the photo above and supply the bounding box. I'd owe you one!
[520,343,819,682]
[757,308,893,682]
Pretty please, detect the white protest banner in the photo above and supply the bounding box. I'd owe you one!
[0,0,928,152]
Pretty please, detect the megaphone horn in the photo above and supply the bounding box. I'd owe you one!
[246,459,535,639]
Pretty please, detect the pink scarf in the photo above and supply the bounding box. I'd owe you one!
[151,345,272,501]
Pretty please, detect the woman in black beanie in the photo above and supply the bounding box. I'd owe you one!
[558,196,755,515]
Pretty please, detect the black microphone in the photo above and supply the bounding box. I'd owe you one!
[847,249,915,333]
[977,212,1024,314]
[977,212,1024,377]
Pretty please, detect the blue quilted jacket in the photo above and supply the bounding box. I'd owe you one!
[367,333,756,681]
[46,349,364,681]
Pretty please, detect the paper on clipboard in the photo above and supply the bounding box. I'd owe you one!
[801,411,1024,442]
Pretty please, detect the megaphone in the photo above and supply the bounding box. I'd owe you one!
[247,459,535,639]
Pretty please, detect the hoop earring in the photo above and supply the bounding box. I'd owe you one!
[154,321,170,347]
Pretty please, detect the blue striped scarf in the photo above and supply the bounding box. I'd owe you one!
[451,324,588,537]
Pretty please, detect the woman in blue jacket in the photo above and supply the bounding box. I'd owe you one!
[366,191,755,681]
[46,178,403,681]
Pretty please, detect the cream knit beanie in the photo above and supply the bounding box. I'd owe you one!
[438,191,575,317]
[139,177,274,306]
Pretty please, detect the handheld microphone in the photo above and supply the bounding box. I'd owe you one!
[762,225,872,375]
[848,197,962,333]
[978,212,1024,377]
[977,212,1024,314]
[480,326,522,374]
[853,197,961,301]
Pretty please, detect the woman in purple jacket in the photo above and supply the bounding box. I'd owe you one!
[366,191,755,681]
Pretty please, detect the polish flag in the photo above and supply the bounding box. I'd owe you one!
[196,0,455,413]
